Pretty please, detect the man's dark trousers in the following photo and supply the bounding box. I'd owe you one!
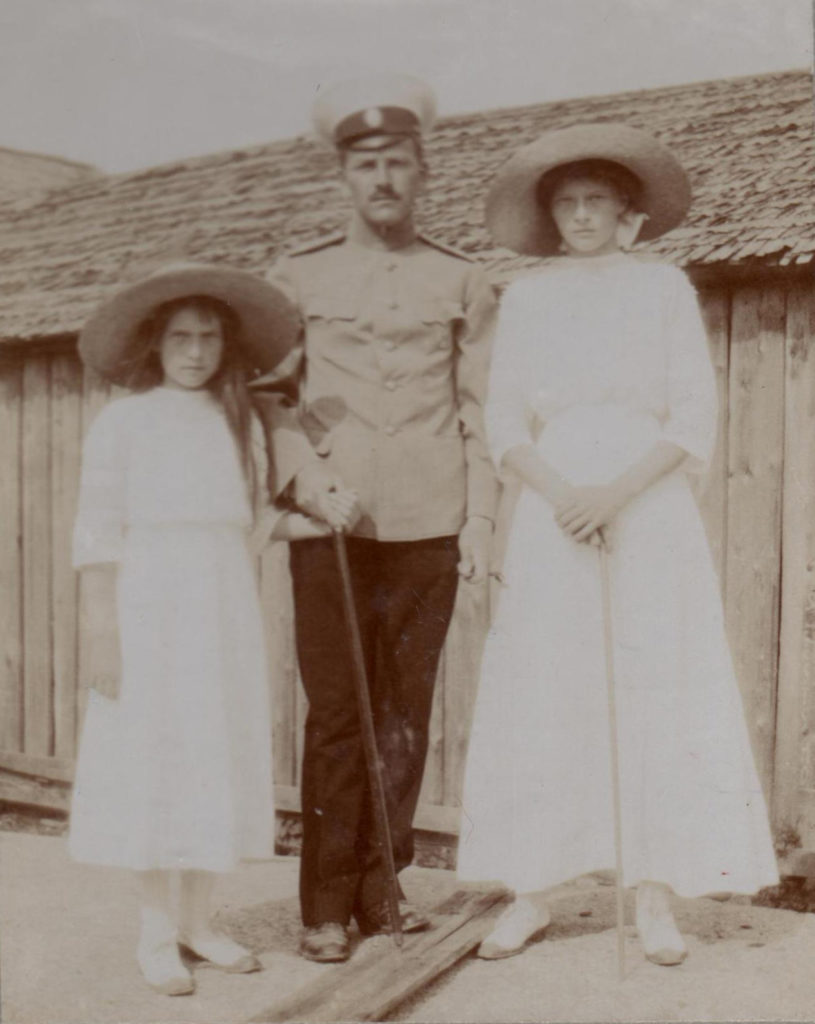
[289,534,459,928]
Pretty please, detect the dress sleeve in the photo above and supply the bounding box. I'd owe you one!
[484,281,539,469]
[72,401,129,568]
[660,268,718,474]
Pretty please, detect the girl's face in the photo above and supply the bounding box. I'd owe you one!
[158,307,224,390]
[549,175,628,257]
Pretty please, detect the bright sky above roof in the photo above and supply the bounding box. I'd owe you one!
[1,0,812,173]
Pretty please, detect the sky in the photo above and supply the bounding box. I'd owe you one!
[1,0,812,173]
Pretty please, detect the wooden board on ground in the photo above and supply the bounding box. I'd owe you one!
[247,887,509,1024]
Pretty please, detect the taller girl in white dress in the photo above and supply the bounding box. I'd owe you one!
[70,263,356,995]
[456,124,778,966]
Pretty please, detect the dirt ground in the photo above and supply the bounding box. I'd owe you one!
[396,881,815,1023]
[4,825,815,1023]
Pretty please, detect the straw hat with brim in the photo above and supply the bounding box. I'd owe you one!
[78,263,300,386]
[485,123,691,257]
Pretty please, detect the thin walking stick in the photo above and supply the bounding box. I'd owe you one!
[333,529,404,949]
[599,536,626,981]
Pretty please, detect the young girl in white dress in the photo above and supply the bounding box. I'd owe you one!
[457,124,779,966]
[69,264,356,995]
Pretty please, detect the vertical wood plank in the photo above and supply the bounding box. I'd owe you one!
[261,542,298,788]
[441,583,490,809]
[80,364,111,430]
[417,647,445,808]
[0,361,24,753]
[725,284,785,795]
[694,287,730,588]
[75,365,111,735]
[50,352,83,759]
[774,283,815,841]
[22,356,53,756]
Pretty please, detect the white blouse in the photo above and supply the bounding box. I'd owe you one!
[73,387,267,567]
[485,253,717,475]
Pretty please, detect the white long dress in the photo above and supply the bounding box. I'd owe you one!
[69,386,274,872]
[456,253,779,898]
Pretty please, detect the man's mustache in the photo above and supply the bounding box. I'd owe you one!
[370,187,401,200]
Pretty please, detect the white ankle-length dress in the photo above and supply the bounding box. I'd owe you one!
[69,386,274,872]
[456,253,778,897]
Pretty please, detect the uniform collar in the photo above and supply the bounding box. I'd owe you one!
[346,214,418,253]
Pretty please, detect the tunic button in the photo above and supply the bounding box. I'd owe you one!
[385,380,397,391]
[384,424,396,436]
[388,300,399,310]
[385,340,397,350]
[386,261,397,272]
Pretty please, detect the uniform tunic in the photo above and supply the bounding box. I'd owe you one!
[69,387,275,873]
[265,232,498,538]
[457,253,779,897]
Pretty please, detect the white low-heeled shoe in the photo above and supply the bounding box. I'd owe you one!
[636,882,687,967]
[178,931,261,973]
[137,939,195,996]
[477,899,551,960]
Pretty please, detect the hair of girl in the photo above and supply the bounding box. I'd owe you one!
[125,294,259,509]
[536,158,644,216]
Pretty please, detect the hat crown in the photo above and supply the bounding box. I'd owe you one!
[312,74,436,147]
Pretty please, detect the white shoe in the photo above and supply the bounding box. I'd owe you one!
[636,882,687,966]
[179,930,261,973]
[477,898,551,960]
[137,938,194,995]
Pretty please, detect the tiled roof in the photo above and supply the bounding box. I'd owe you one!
[0,69,812,343]
[0,147,98,209]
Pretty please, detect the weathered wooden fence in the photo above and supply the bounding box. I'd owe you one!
[2,274,814,852]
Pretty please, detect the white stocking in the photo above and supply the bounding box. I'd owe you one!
[135,870,191,993]
[179,869,255,967]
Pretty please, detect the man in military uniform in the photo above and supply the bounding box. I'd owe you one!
[262,75,498,962]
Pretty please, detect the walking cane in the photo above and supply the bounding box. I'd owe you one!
[598,534,626,981]
[333,528,404,949]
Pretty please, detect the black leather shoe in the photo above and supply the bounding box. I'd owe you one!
[299,923,351,963]
[355,900,430,937]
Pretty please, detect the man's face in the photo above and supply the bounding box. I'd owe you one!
[340,137,425,231]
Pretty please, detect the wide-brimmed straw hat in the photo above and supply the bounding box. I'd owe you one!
[78,263,300,385]
[485,123,691,256]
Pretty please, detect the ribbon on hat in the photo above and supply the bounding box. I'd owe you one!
[615,211,649,250]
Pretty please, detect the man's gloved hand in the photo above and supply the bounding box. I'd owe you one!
[457,515,493,585]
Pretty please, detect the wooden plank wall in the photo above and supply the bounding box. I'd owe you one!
[2,275,815,849]
[0,363,23,754]
[774,283,815,846]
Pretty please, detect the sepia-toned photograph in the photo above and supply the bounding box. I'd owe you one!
[1,1,814,1021]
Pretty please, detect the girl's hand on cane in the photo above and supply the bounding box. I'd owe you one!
[248,507,334,554]
[293,465,360,532]
[271,512,334,541]
[554,483,628,544]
